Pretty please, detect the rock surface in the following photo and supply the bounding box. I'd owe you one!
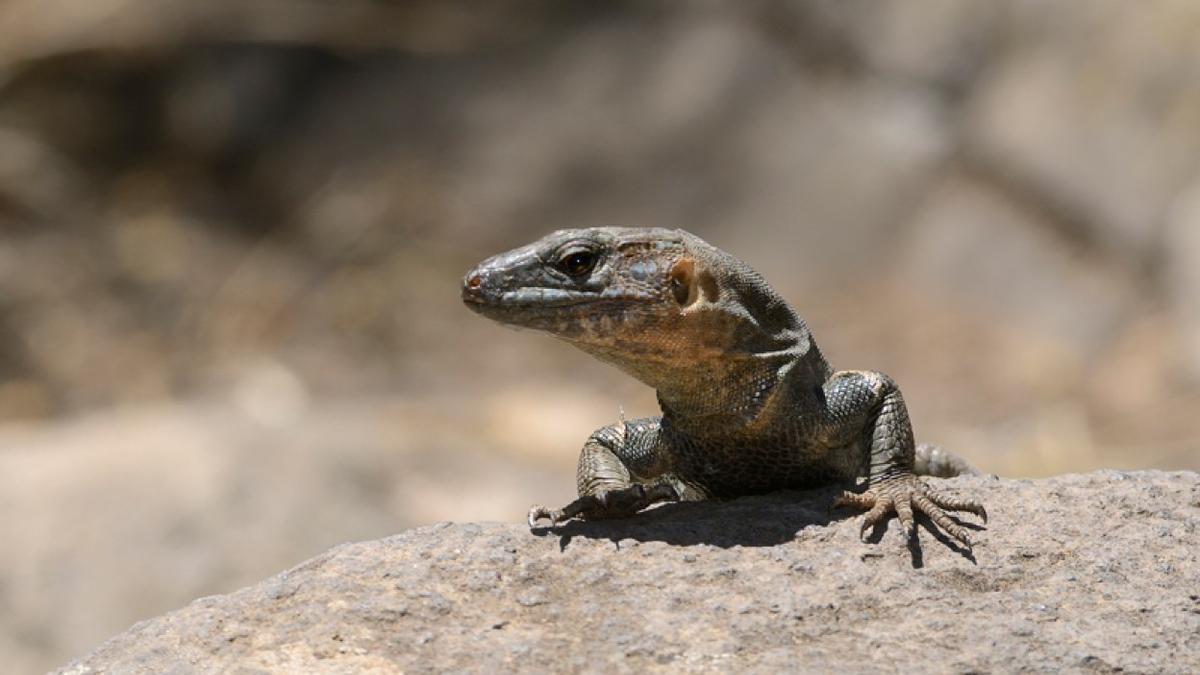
[0,398,578,674]
[59,471,1199,674]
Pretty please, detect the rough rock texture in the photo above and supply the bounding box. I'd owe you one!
[0,398,578,674]
[60,471,1199,674]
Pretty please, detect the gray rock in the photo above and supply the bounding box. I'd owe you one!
[59,471,1199,674]
[0,399,577,674]
[901,173,1138,352]
[965,2,1200,261]
[1165,179,1200,382]
[785,0,1000,86]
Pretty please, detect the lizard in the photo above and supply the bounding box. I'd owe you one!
[461,227,986,549]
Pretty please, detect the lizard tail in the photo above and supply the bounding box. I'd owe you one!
[914,443,981,478]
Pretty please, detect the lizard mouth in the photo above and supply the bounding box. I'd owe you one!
[461,278,654,336]
[461,258,653,333]
[493,288,602,307]
[462,267,610,308]
[464,285,653,312]
[462,280,601,308]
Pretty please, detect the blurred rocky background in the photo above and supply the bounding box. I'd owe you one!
[1,1,1198,671]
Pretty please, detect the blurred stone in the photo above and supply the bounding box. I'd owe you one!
[0,398,574,674]
[230,358,310,429]
[966,1,1200,262]
[785,0,999,86]
[730,80,949,286]
[854,1,998,86]
[0,1,555,66]
[480,385,638,463]
[901,173,1137,353]
[0,379,52,420]
[448,12,951,284]
[0,127,89,220]
[111,210,195,285]
[1165,179,1200,383]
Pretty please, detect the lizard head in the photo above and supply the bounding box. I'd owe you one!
[462,227,821,395]
[461,226,682,337]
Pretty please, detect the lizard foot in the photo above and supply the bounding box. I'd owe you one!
[833,475,986,548]
[527,482,678,529]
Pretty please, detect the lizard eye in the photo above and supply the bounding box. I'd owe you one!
[557,250,597,278]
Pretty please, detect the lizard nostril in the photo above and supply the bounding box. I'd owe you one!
[467,274,483,289]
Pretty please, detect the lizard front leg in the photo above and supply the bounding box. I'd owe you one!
[825,371,987,548]
[528,417,694,528]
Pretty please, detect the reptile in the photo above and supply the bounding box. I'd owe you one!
[461,227,986,549]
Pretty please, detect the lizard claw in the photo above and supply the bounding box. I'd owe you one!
[527,505,565,529]
[833,476,984,549]
[525,483,679,530]
[527,493,603,529]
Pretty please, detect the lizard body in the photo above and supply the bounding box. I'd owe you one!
[462,227,985,548]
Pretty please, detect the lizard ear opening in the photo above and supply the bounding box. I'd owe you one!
[669,258,719,307]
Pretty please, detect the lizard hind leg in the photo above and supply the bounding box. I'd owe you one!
[826,370,987,549]
[527,418,688,528]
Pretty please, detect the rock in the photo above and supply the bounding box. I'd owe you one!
[900,173,1138,352]
[965,2,1200,262]
[436,8,951,285]
[59,471,1199,673]
[1165,179,1200,382]
[786,0,999,87]
[0,399,577,675]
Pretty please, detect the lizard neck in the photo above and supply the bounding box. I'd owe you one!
[654,332,832,441]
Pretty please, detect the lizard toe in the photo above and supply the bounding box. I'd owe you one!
[912,492,972,549]
[832,490,876,511]
[527,505,563,529]
[845,474,983,547]
[920,483,988,523]
[894,493,916,538]
[859,499,891,540]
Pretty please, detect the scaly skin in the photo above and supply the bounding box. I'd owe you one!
[462,227,986,549]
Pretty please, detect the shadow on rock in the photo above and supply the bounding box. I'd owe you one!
[537,486,987,567]
[534,487,846,549]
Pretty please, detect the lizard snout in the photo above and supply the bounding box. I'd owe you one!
[461,245,538,308]
[461,268,488,305]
